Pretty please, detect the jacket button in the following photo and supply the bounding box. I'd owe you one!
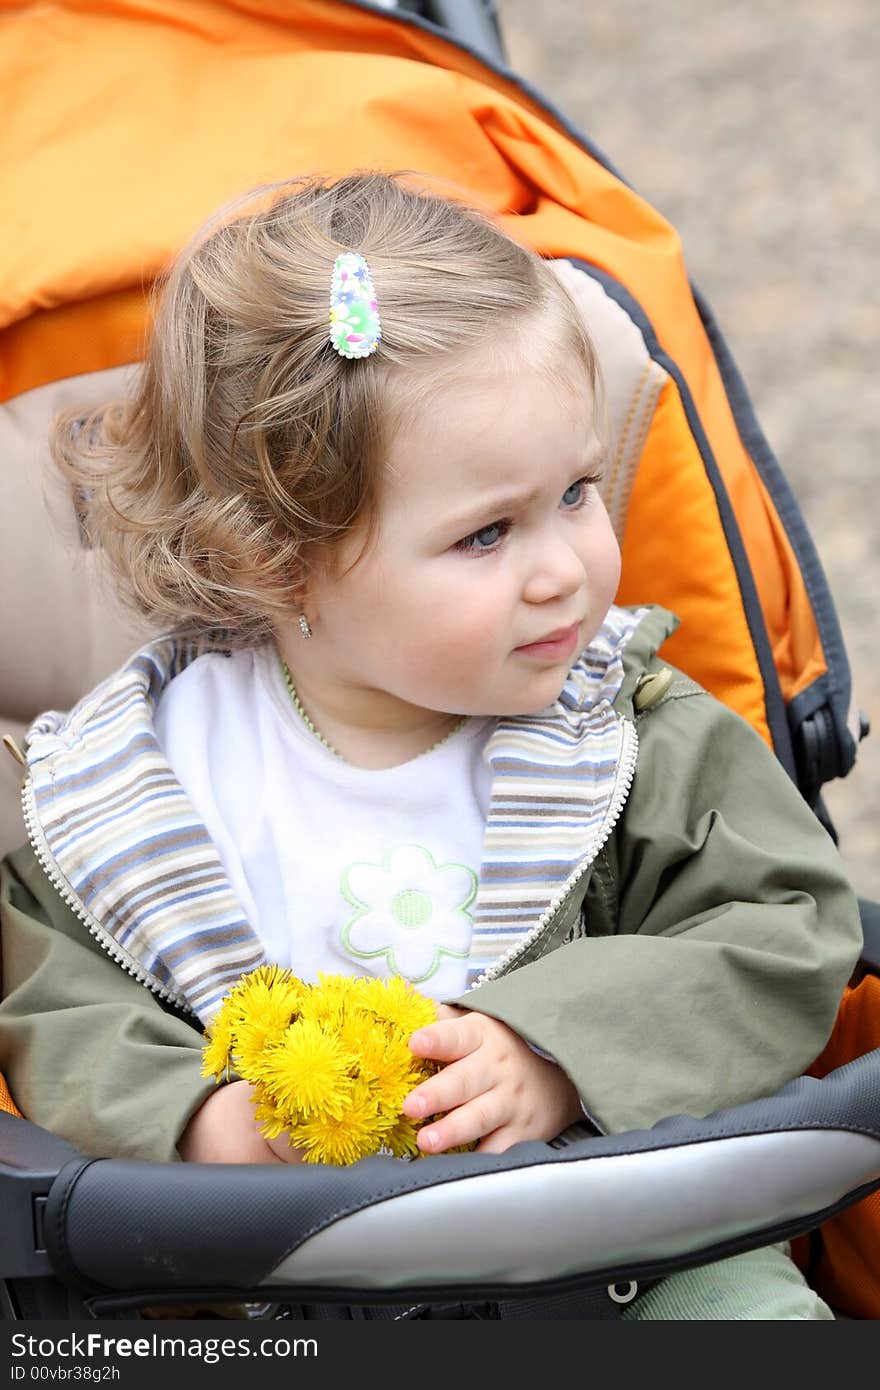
[633,667,674,712]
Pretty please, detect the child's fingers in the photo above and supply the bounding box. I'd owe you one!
[402,1054,490,1120]
[408,1012,480,1062]
[415,1090,504,1154]
[474,1127,516,1155]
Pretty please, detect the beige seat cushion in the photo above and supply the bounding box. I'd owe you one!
[1,367,151,858]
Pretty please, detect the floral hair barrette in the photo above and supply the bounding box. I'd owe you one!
[329,251,381,359]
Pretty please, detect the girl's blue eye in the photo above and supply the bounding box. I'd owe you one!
[456,521,509,554]
[473,523,501,547]
[562,480,585,506]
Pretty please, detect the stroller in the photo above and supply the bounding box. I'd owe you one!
[1,0,878,1321]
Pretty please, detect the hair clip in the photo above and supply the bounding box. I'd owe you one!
[329,252,381,359]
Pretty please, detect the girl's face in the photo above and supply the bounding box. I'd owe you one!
[302,355,621,725]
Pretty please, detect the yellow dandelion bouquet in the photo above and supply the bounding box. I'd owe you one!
[201,965,448,1165]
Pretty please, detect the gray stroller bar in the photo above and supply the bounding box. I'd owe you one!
[2,1052,878,1315]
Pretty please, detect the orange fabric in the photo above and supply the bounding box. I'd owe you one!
[791,978,880,1319]
[0,0,826,731]
[810,977,880,1075]
[617,382,772,740]
[2,290,149,399]
[0,1071,22,1118]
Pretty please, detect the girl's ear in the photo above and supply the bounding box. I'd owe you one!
[272,574,315,647]
[287,582,312,621]
[280,554,311,605]
[283,559,320,630]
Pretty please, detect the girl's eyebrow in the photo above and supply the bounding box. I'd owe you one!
[440,483,544,535]
[436,443,606,536]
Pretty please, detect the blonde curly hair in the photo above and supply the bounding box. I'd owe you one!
[52,172,599,646]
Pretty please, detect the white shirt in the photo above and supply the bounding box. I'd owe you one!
[154,645,494,1000]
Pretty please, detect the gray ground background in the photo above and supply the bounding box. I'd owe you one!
[498,0,878,901]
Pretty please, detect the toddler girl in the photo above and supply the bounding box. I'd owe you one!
[0,172,860,1318]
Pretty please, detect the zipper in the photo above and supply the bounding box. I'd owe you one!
[469,717,639,989]
[21,774,193,1015]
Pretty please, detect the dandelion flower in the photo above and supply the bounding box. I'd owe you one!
[259,1018,354,1119]
[230,966,305,1076]
[201,964,303,1080]
[202,969,455,1164]
[251,1085,292,1142]
[298,972,358,1032]
[290,1078,390,1166]
[201,1006,236,1081]
[354,973,438,1036]
[382,1113,424,1161]
[348,1024,422,1118]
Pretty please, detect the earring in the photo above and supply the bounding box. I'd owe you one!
[298,613,312,640]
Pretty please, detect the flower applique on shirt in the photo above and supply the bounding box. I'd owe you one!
[340,844,477,983]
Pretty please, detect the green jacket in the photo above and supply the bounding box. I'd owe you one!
[0,606,862,1160]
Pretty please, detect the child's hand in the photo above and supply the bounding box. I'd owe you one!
[178,1080,303,1164]
[264,1131,306,1164]
[403,1006,583,1154]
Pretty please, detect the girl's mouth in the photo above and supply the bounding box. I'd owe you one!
[514,622,581,660]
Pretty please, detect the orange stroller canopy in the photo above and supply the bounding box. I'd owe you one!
[0,0,851,770]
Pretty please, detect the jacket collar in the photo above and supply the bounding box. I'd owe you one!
[470,603,652,985]
[24,605,672,1021]
[24,642,265,1019]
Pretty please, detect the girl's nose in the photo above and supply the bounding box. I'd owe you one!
[522,538,585,605]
